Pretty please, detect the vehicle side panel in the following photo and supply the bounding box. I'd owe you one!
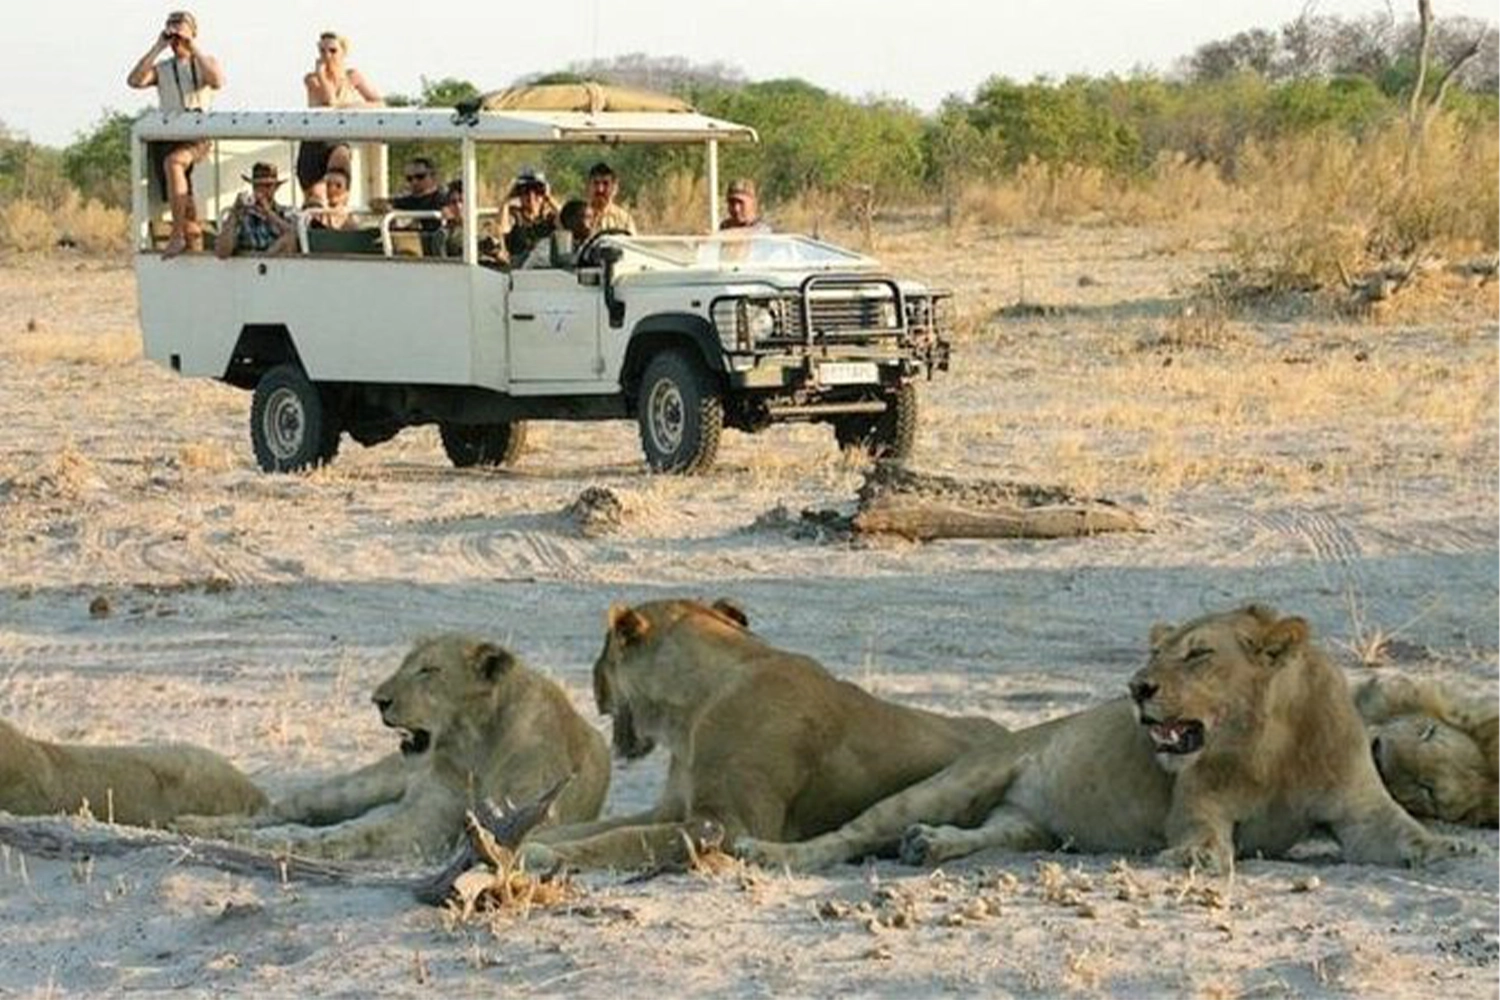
[139,255,504,389]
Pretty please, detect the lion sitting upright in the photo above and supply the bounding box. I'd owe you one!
[523,598,1005,870]
[740,605,1474,873]
[0,718,266,826]
[1355,672,1498,827]
[177,634,610,860]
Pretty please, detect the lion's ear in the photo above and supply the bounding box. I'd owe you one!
[1148,622,1174,650]
[608,604,651,645]
[1257,616,1309,664]
[711,598,749,628]
[471,642,516,681]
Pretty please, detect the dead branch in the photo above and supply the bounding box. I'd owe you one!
[0,774,574,904]
[0,813,386,885]
[411,774,572,906]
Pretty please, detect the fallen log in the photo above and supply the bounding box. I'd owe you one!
[848,463,1145,541]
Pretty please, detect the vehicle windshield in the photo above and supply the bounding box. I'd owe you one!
[611,234,874,270]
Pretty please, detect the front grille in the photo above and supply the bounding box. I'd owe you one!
[766,281,903,345]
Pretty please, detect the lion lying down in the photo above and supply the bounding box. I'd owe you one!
[522,598,1005,870]
[1355,672,1498,828]
[177,634,610,860]
[740,605,1474,873]
[0,718,266,826]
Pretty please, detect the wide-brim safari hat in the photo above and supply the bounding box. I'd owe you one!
[242,162,287,185]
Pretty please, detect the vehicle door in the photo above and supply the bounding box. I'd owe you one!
[506,267,603,382]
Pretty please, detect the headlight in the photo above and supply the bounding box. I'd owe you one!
[712,298,780,349]
[878,300,900,328]
[746,304,777,341]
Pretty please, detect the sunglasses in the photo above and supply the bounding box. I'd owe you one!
[405,172,429,182]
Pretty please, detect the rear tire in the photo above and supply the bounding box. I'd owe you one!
[833,382,918,461]
[636,350,723,474]
[249,364,340,473]
[439,421,529,468]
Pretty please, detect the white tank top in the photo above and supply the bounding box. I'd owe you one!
[155,56,213,112]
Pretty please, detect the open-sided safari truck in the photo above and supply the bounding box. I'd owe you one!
[132,85,952,474]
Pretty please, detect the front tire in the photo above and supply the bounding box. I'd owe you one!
[439,421,529,468]
[636,350,723,474]
[833,382,918,461]
[249,364,340,473]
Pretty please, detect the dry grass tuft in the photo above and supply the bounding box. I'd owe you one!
[176,441,239,473]
[0,200,56,253]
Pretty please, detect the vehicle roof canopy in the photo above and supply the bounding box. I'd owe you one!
[132,83,756,145]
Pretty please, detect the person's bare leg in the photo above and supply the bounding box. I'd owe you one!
[162,146,196,257]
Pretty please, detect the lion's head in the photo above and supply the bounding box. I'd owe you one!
[371,634,516,756]
[1128,605,1310,774]
[592,597,749,760]
[1371,715,1497,826]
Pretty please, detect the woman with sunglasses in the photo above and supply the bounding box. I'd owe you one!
[296,31,382,206]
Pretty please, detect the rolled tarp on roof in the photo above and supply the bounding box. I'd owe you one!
[480,82,695,114]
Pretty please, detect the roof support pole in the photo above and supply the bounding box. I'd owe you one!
[462,135,477,263]
[707,139,720,231]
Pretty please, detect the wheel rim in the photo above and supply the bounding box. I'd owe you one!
[262,386,306,460]
[646,378,685,455]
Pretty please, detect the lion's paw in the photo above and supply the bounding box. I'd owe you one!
[1403,832,1479,867]
[899,823,951,867]
[732,836,792,868]
[1157,842,1231,874]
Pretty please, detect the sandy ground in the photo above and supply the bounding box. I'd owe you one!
[0,226,1495,999]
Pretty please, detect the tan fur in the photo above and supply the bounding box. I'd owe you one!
[0,718,265,826]
[176,635,609,860]
[1355,673,1498,827]
[740,606,1474,872]
[525,598,1005,870]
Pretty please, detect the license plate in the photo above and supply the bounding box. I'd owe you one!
[818,361,878,386]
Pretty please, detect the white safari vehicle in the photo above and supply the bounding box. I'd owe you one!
[132,89,951,473]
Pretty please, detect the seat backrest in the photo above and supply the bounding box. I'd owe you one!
[307,227,383,255]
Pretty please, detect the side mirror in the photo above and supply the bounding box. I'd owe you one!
[600,245,626,329]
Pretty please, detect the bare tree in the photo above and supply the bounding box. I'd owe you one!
[1405,0,1486,164]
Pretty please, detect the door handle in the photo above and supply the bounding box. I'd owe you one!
[511,313,536,321]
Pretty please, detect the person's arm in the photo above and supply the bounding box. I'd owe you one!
[192,51,225,90]
[305,61,337,106]
[126,38,166,88]
[214,210,240,259]
[348,68,383,106]
[174,36,224,90]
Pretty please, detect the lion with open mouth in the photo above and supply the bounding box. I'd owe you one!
[739,605,1476,873]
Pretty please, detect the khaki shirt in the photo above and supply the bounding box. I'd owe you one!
[592,202,636,236]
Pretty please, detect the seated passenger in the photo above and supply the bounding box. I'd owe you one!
[391,156,445,232]
[497,168,560,266]
[215,162,297,258]
[305,167,357,231]
[719,178,771,233]
[439,179,501,265]
[559,198,595,246]
[584,161,636,236]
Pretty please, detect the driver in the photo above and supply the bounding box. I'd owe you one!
[583,161,636,236]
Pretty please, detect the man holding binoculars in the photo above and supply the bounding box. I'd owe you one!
[127,11,225,257]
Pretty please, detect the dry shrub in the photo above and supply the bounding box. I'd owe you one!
[0,199,56,253]
[632,169,711,234]
[1228,117,1499,291]
[55,192,129,255]
[955,154,1236,230]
